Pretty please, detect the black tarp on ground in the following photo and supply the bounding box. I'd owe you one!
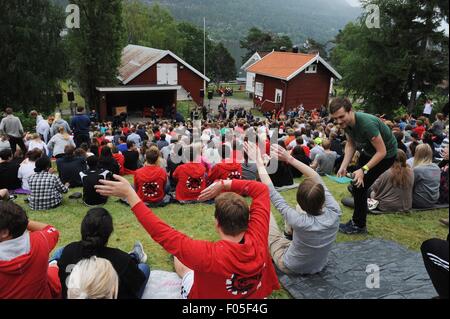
[277,239,436,299]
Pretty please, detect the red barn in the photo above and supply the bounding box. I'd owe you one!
[246,51,342,112]
[96,45,209,120]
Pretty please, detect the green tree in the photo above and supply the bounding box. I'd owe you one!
[123,1,185,54]
[209,42,237,83]
[240,27,293,63]
[0,0,67,113]
[331,0,449,115]
[67,0,125,109]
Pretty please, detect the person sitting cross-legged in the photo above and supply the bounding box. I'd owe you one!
[28,157,69,210]
[172,145,207,203]
[134,146,170,207]
[79,155,113,207]
[245,142,342,275]
[55,207,150,299]
[56,145,87,188]
[94,175,280,299]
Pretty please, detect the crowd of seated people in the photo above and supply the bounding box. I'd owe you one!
[0,100,448,299]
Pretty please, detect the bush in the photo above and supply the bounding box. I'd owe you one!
[14,112,36,133]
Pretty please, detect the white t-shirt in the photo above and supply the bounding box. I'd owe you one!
[423,102,433,115]
[18,160,36,190]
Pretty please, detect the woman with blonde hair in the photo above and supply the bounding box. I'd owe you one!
[67,257,119,299]
[369,149,414,212]
[412,143,441,208]
[50,112,72,137]
[47,126,76,158]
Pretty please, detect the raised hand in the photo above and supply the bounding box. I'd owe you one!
[198,181,223,202]
[270,144,291,163]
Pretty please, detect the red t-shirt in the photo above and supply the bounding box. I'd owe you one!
[208,162,243,185]
[131,180,280,299]
[0,226,61,299]
[302,145,311,157]
[173,163,206,201]
[413,125,426,139]
[134,166,167,203]
[112,153,125,175]
[122,127,130,136]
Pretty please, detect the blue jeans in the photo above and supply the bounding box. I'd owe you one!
[137,263,151,299]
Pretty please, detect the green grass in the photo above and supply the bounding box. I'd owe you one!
[15,176,448,299]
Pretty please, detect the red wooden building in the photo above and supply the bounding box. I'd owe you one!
[96,45,210,120]
[246,51,342,112]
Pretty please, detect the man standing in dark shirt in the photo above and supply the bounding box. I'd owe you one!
[70,106,91,148]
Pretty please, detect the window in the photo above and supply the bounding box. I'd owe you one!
[255,82,264,97]
[305,64,317,74]
[275,89,283,103]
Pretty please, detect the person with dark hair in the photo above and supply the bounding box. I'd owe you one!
[0,108,26,154]
[290,145,311,178]
[329,97,397,234]
[98,146,120,175]
[18,148,43,192]
[95,174,280,299]
[157,133,169,150]
[117,135,128,153]
[70,106,91,148]
[55,207,149,299]
[247,143,341,275]
[79,156,113,206]
[421,235,449,299]
[268,141,294,188]
[134,147,169,207]
[28,157,69,210]
[56,145,87,187]
[0,201,61,298]
[172,146,207,202]
[123,141,140,174]
[127,127,142,148]
[0,148,21,191]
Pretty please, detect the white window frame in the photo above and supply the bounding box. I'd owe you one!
[305,64,318,74]
[275,89,283,103]
[255,82,264,97]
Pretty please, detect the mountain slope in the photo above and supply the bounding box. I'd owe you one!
[143,0,360,70]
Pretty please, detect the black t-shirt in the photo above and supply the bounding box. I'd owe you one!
[123,150,139,171]
[79,169,113,205]
[56,156,87,187]
[57,241,146,299]
[0,160,21,190]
